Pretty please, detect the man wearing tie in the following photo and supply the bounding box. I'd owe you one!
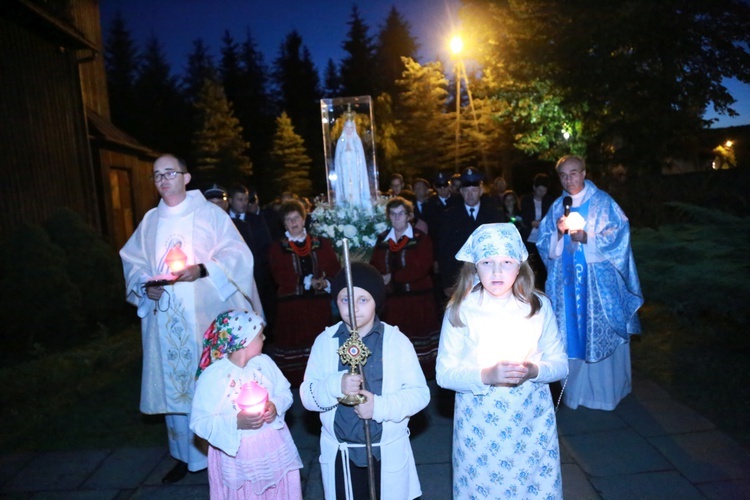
[436,167,506,297]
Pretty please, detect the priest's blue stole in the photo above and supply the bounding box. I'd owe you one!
[562,202,589,359]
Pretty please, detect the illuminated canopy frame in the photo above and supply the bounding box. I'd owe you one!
[320,96,379,210]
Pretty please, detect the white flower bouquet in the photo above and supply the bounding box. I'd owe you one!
[309,197,389,257]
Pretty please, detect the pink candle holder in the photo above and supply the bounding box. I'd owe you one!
[236,381,268,414]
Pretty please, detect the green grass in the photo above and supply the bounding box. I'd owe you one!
[0,326,165,452]
[630,205,750,449]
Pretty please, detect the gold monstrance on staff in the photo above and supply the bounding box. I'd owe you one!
[337,238,371,406]
[336,238,378,499]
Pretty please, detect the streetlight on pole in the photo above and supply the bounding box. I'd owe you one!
[450,35,463,172]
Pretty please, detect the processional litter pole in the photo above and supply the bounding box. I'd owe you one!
[337,238,377,500]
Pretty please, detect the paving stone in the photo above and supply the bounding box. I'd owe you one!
[697,478,750,499]
[128,484,209,499]
[556,405,627,436]
[81,447,165,490]
[561,463,599,499]
[416,462,452,499]
[564,428,671,477]
[30,491,120,499]
[630,372,671,401]
[615,397,715,437]
[410,422,452,465]
[141,455,208,487]
[650,430,750,483]
[0,452,36,487]
[3,450,110,492]
[590,470,704,500]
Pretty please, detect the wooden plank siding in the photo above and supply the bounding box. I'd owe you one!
[0,14,100,237]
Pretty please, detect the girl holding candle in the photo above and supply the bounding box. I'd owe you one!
[436,223,568,499]
[190,310,303,499]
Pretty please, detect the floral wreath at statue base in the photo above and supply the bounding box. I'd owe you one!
[309,196,389,261]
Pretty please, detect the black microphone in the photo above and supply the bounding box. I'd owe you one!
[563,196,572,217]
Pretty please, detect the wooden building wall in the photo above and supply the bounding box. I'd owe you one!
[0,13,100,237]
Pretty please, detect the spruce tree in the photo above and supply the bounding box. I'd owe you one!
[135,35,191,156]
[272,31,323,192]
[374,6,418,102]
[183,38,217,104]
[192,79,253,187]
[339,6,376,97]
[270,112,313,197]
[395,57,453,180]
[104,11,139,134]
[323,58,341,97]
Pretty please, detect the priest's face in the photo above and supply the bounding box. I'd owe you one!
[557,159,586,195]
[153,155,190,204]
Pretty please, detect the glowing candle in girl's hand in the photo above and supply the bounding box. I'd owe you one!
[236,381,268,414]
[164,246,188,273]
[566,212,586,232]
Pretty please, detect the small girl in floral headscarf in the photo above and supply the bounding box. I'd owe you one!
[436,223,568,499]
[190,310,303,499]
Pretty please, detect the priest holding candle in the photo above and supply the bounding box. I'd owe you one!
[120,154,262,483]
[537,154,643,411]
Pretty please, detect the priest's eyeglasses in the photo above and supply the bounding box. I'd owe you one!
[152,171,185,182]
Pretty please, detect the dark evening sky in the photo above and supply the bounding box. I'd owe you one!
[100,0,750,128]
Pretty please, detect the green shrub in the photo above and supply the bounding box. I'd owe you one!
[0,223,84,357]
[43,208,128,330]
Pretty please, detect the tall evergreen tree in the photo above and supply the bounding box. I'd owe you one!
[237,29,275,197]
[192,79,253,187]
[183,38,217,104]
[270,112,313,196]
[323,58,341,97]
[339,6,377,97]
[395,57,453,180]
[272,31,324,192]
[374,6,419,102]
[135,35,191,156]
[104,11,139,134]
[220,30,242,105]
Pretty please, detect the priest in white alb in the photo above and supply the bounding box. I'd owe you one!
[120,154,262,484]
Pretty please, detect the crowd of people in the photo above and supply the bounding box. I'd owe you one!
[120,153,642,498]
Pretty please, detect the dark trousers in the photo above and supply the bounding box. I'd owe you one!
[335,450,381,499]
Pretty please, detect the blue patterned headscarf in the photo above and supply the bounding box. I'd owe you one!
[455,223,529,264]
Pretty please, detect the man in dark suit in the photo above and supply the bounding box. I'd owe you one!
[436,167,507,297]
[228,184,276,336]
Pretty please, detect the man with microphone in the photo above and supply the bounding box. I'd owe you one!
[536,155,643,411]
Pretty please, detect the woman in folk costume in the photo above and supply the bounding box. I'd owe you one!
[369,196,441,378]
[268,199,340,384]
[191,309,303,499]
[436,223,568,499]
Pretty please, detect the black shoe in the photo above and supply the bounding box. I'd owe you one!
[162,461,188,484]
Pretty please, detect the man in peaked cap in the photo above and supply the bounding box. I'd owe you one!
[204,184,229,211]
[436,167,507,298]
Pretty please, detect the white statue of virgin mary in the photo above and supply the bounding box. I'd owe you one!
[333,116,371,211]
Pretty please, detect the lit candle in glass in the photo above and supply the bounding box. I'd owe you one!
[164,246,188,273]
[566,212,586,232]
[236,381,268,414]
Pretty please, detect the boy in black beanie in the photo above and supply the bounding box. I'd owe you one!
[300,262,429,499]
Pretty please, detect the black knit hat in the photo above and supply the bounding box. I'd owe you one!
[330,262,386,312]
